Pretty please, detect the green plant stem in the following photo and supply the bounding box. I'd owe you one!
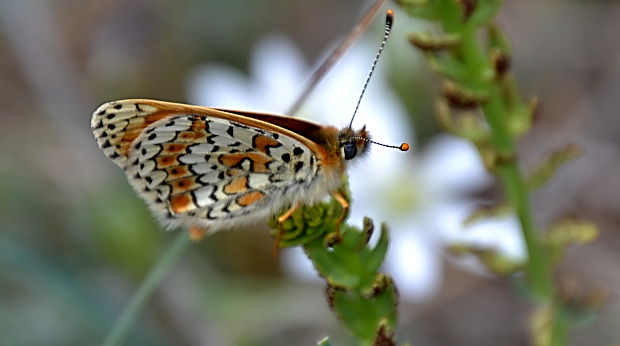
[459,26,553,299]
[483,90,553,299]
[550,307,569,346]
[498,162,552,298]
[102,231,191,346]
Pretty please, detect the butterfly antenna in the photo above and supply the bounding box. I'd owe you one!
[285,0,387,115]
[348,9,394,129]
[351,136,410,152]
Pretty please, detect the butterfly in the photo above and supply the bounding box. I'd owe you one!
[92,99,408,239]
[91,10,408,242]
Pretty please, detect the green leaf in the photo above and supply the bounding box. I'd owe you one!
[487,22,511,55]
[409,32,462,51]
[467,0,504,28]
[304,222,387,291]
[526,145,582,191]
[330,275,398,343]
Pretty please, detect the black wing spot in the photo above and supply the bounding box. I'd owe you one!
[135,103,143,112]
[218,171,224,180]
[107,124,116,130]
[226,126,234,136]
[93,121,103,129]
[144,176,153,184]
[97,109,106,116]
[141,148,147,155]
[148,133,157,141]
[272,133,279,140]
[165,120,176,127]
[294,161,304,173]
[106,113,116,120]
[281,153,291,163]
[101,140,112,149]
[293,147,304,156]
[113,104,123,110]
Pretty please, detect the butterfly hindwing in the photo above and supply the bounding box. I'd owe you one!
[125,113,319,225]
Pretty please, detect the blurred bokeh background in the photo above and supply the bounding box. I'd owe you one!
[1,0,619,345]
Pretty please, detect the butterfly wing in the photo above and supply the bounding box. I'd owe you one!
[92,99,332,167]
[92,99,326,230]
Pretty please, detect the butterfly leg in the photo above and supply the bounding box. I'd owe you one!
[273,202,301,256]
[331,190,349,239]
[188,225,208,242]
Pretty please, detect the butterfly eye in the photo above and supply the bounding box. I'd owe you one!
[342,141,357,160]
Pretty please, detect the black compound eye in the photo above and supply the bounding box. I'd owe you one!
[342,141,357,160]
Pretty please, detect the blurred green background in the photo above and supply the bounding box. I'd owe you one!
[1,0,620,345]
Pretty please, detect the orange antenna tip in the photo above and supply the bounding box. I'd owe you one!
[400,143,410,151]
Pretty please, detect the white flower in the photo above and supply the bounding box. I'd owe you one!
[186,34,524,301]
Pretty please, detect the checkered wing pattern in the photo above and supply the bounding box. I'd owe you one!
[92,100,319,229]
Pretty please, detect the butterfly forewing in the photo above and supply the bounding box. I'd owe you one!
[94,100,322,230]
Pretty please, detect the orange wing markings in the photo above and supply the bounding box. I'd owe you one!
[218,153,272,173]
[156,155,180,169]
[223,176,249,194]
[236,191,265,207]
[177,130,207,142]
[162,143,189,155]
[170,176,200,195]
[226,168,244,177]
[190,119,208,131]
[166,165,191,181]
[253,135,281,154]
[169,193,195,213]
[119,111,174,157]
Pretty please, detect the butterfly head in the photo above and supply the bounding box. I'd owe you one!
[338,126,370,161]
[338,125,409,162]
